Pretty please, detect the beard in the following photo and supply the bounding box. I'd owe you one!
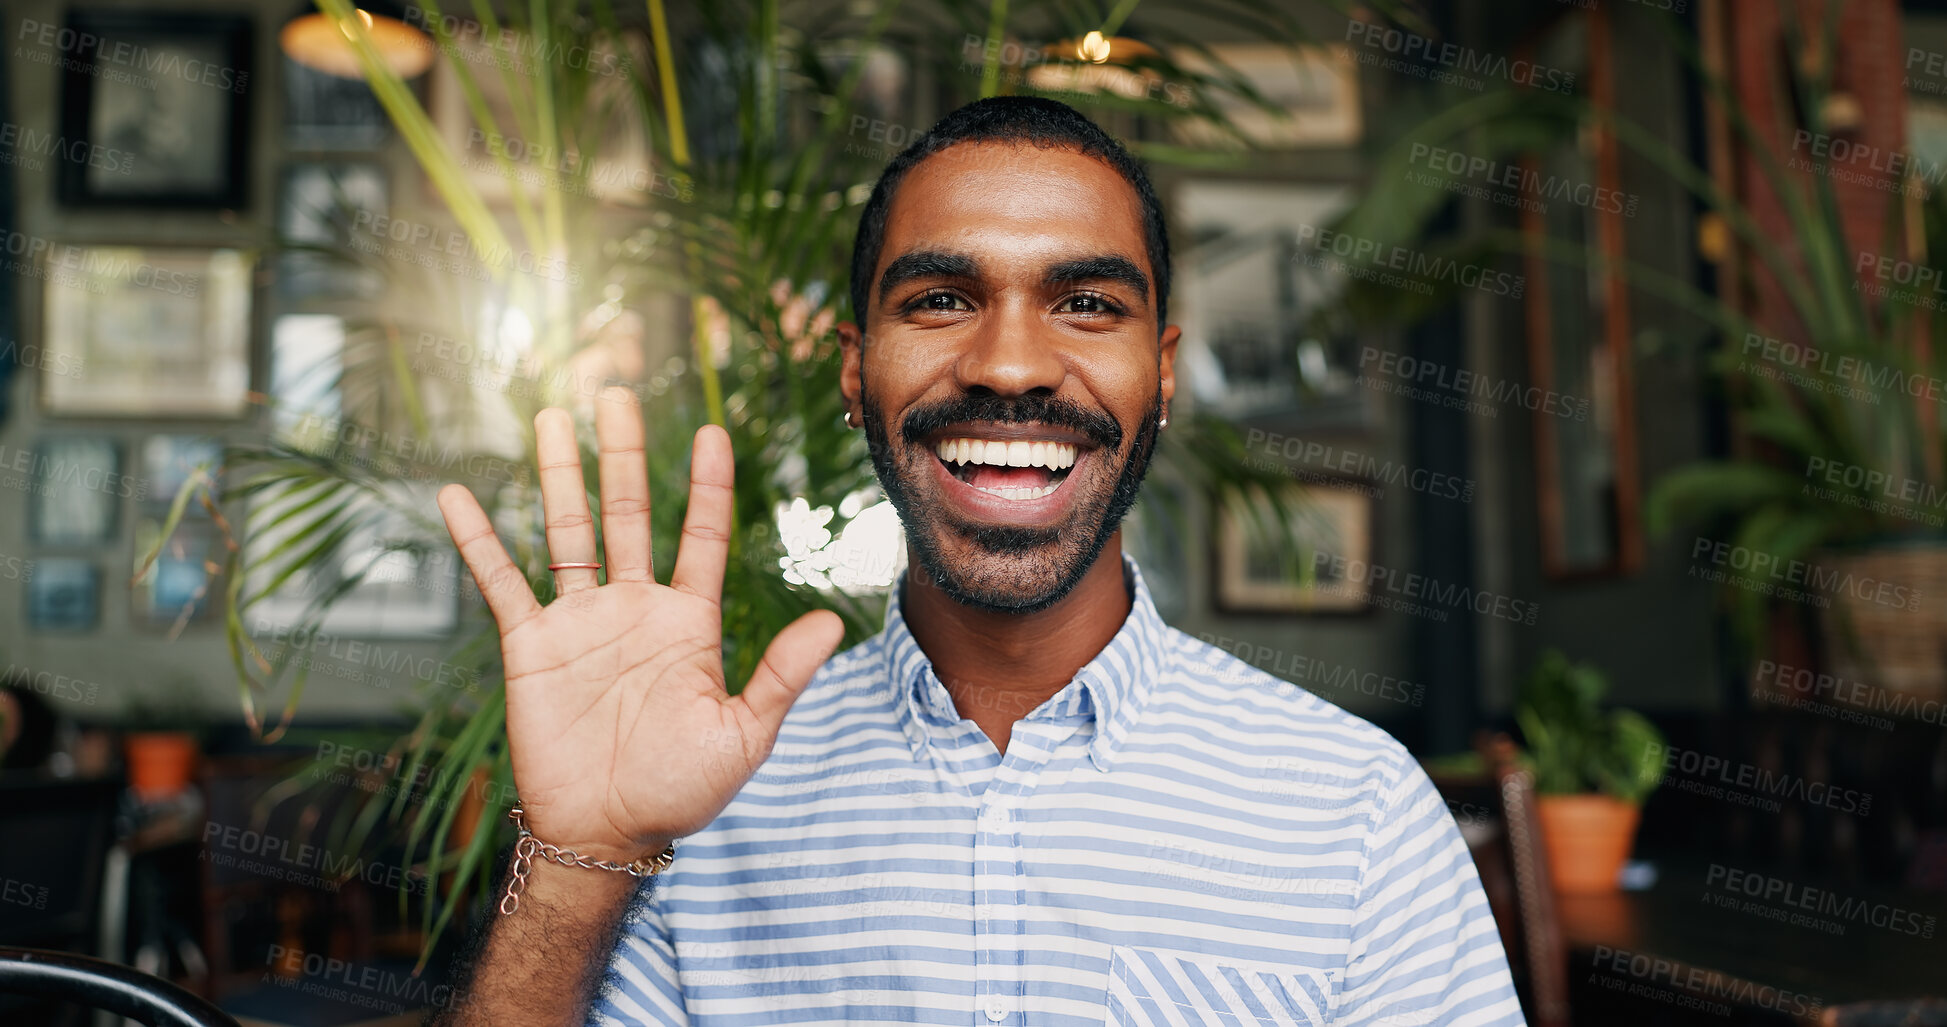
[861,379,1163,614]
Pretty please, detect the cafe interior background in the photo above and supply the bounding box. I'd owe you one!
[2,0,1946,1023]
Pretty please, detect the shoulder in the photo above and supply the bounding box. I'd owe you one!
[1151,627,1421,797]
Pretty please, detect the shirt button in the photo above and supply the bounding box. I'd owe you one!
[985,999,1008,1021]
[979,809,1007,832]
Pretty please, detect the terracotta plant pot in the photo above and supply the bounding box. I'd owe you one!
[1535,794,1640,894]
[124,731,199,800]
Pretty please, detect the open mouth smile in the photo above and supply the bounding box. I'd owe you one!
[933,436,1079,501]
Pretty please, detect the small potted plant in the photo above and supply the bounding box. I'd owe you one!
[1516,650,1664,894]
[123,680,207,801]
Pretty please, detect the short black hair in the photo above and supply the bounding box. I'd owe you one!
[847,96,1172,333]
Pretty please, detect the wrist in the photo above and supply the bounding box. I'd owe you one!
[501,807,675,916]
[552,837,676,866]
[516,810,675,867]
[515,853,644,904]
[510,808,674,866]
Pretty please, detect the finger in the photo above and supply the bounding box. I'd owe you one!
[595,387,652,583]
[670,424,734,602]
[437,483,541,631]
[732,609,845,741]
[535,408,600,594]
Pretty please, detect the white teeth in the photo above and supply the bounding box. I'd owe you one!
[933,437,1079,470]
[975,483,1058,501]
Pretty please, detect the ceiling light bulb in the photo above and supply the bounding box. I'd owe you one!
[1079,31,1111,64]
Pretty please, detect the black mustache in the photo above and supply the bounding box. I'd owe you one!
[898,392,1124,452]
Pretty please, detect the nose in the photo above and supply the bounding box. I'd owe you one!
[952,293,1065,397]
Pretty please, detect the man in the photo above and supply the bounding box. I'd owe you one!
[433,96,1525,1026]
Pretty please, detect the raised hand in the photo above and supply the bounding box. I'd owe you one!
[436,387,845,863]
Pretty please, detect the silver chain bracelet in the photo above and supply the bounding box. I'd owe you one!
[499,806,676,915]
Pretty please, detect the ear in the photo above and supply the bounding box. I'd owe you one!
[838,320,865,426]
[1158,322,1181,412]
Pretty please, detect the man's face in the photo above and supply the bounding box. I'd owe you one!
[839,141,1179,613]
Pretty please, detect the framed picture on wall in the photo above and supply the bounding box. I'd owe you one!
[278,162,388,299]
[40,247,254,417]
[55,11,252,208]
[1170,44,1362,149]
[27,558,100,631]
[1212,479,1375,614]
[132,516,222,630]
[27,436,127,546]
[428,27,653,205]
[140,435,223,514]
[243,481,460,640]
[283,56,390,150]
[1176,181,1370,429]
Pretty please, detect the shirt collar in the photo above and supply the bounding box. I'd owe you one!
[879,553,1166,773]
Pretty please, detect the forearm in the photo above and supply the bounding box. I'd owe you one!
[431,856,646,1026]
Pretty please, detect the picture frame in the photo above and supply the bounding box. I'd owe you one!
[27,558,101,631]
[1176,180,1369,428]
[55,11,252,208]
[27,436,125,546]
[40,247,254,417]
[1212,480,1374,614]
[243,481,460,640]
[283,55,390,150]
[140,434,223,514]
[278,162,388,300]
[428,27,653,206]
[132,515,222,629]
[1170,44,1362,150]
[267,313,346,438]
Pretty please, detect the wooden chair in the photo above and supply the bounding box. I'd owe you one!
[0,775,122,1027]
[1429,734,1570,1027]
[1478,732,1571,1027]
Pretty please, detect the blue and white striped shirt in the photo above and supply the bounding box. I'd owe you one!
[592,556,1526,1026]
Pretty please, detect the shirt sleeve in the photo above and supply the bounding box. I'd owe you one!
[587,879,690,1026]
[1333,758,1529,1027]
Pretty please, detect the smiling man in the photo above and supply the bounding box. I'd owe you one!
[432,96,1525,1027]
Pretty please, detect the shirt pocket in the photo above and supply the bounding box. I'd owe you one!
[1104,945,1334,1026]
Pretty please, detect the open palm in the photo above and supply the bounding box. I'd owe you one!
[437,388,844,863]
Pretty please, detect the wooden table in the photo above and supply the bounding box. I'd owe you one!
[1558,862,1947,1023]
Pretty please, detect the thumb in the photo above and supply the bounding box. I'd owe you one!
[734,609,846,740]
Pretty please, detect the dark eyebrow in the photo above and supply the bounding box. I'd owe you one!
[1045,255,1149,304]
[877,250,980,307]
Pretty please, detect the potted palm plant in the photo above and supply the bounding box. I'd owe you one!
[1516,649,1664,894]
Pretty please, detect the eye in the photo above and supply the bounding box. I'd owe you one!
[910,291,970,312]
[1058,291,1125,316]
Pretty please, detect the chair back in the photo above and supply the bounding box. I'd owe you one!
[1478,732,1571,1027]
[0,947,237,1027]
[0,774,119,950]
